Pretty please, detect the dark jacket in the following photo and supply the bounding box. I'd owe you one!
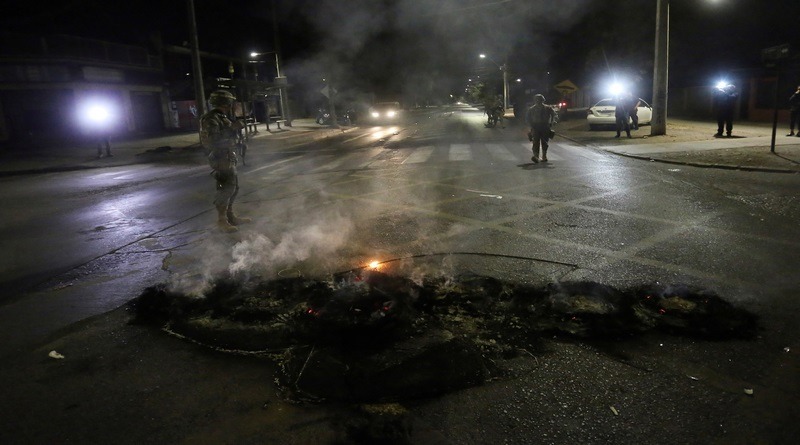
[714,88,738,116]
[615,96,632,119]
[789,91,800,112]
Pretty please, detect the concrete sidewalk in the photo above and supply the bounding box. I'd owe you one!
[556,117,800,173]
[603,134,800,173]
[0,118,351,177]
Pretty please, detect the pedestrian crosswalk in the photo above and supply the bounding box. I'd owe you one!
[294,141,611,174]
[402,146,436,164]
[396,141,609,164]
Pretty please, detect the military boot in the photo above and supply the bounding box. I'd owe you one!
[216,205,238,232]
[227,207,252,226]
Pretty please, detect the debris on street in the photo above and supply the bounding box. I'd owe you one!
[129,271,759,403]
[48,350,65,359]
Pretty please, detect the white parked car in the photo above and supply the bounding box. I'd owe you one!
[586,98,652,130]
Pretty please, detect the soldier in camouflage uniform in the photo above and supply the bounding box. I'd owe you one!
[199,90,251,232]
[525,94,555,163]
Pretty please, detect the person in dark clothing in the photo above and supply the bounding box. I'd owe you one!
[525,94,555,163]
[714,84,738,137]
[614,94,631,138]
[629,95,641,130]
[788,85,800,137]
[96,133,112,158]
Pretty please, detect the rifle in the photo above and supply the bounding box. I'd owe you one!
[229,100,247,165]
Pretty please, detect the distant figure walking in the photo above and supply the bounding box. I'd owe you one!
[788,85,800,137]
[525,94,555,163]
[713,84,738,137]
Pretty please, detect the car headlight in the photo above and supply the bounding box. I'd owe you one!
[371,111,380,118]
[387,111,396,117]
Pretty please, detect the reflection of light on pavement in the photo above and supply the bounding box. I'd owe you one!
[79,189,159,238]
[371,127,400,140]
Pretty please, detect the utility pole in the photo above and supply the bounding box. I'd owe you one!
[187,0,206,116]
[502,62,509,111]
[272,0,292,126]
[651,0,669,136]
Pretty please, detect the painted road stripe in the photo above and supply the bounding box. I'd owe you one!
[449,143,472,161]
[403,146,435,164]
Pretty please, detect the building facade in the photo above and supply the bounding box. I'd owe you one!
[0,32,169,149]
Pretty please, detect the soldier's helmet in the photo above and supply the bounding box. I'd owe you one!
[208,90,236,107]
[534,94,545,102]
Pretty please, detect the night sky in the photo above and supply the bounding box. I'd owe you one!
[3,0,799,101]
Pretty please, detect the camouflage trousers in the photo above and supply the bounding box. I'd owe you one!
[213,170,239,209]
[531,125,550,158]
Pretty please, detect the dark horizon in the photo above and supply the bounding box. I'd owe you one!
[3,0,799,101]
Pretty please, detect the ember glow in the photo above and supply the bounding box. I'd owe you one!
[368,260,381,270]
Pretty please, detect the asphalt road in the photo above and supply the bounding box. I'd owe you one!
[1,107,798,444]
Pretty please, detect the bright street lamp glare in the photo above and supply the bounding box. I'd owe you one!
[609,83,624,96]
[479,54,486,58]
[77,99,116,130]
[84,103,114,126]
[716,80,728,89]
[250,52,258,57]
[87,105,110,123]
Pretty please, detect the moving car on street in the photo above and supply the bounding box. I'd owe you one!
[368,101,401,123]
[586,98,652,130]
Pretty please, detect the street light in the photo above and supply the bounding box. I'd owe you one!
[250,50,291,126]
[479,53,509,110]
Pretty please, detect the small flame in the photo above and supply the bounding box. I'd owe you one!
[368,260,381,270]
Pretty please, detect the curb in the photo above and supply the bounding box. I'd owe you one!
[553,132,800,174]
[605,150,800,174]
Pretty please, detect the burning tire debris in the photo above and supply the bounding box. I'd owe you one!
[130,271,758,402]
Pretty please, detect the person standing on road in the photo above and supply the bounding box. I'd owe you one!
[788,85,800,137]
[96,133,112,158]
[614,94,632,138]
[628,94,641,131]
[199,90,252,233]
[525,94,555,163]
[713,84,738,137]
